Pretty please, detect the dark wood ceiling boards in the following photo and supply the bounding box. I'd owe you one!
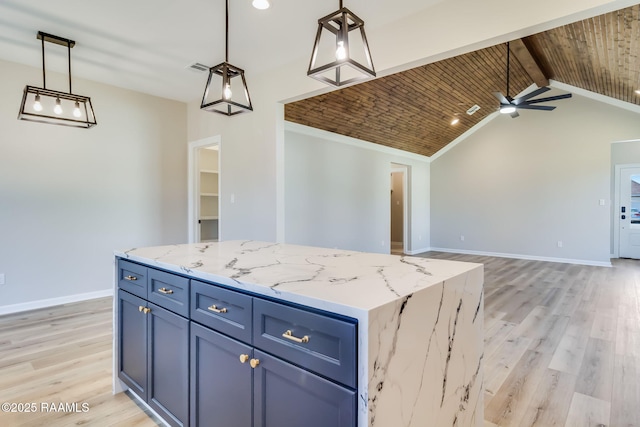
[285,5,640,158]
[526,5,640,105]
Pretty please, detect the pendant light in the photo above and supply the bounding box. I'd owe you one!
[307,0,375,87]
[201,0,253,116]
[18,32,97,128]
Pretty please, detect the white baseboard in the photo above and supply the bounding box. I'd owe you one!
[0,289,114,316]
[405,246,432,255]
[428,247,612,268]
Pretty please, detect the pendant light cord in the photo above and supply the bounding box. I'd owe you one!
[506,41,510,97]
[225,0,229,62]
[41,36,46,89]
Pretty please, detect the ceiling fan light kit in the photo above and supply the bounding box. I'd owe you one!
[307,0,375,87]
[201,0,253,116]
[18,32,97,128]
[494,41,571,118]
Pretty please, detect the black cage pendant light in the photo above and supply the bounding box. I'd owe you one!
[200,0,253,116]
[307,0,375,87]
[18,32,97,129]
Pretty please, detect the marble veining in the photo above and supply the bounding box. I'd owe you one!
[115,240,484,427]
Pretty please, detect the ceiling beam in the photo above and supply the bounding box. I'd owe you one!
[510,38,549,88]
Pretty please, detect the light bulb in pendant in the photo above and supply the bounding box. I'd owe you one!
[54,98,63,115]
[223,84,232,100]
[33,94,43,112]
[73,101,82,118]
[336,41,347,61]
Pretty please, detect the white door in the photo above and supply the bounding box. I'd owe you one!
[619,167,640,259]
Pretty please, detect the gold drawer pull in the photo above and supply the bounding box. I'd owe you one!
[239,354,249,364]
[208,304,227,314]
[282,330,309,344]
[158,287,174,295]
[124,275,137,281]
[143,307,151,314]
[250,358,260,369]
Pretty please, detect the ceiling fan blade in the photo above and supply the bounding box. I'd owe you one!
[525,93,573,104]
[514,87,551,104]
[516,104,556,111]
[493,92,510,105]
[510,111,520,118]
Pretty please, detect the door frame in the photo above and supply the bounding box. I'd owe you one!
[613,162,640,258]
[390,163,411,254]
[188,136,221,243]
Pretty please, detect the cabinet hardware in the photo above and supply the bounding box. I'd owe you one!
[282,330,310,344]
[124,275,137,281]
[158,287,174,295]
[207,304,228,314]
[249,358,260,368]
[143,307,151,314]
[239,354,249,364]
[138,306,144,312]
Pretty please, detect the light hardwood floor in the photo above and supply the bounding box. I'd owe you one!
[0,254,638,426]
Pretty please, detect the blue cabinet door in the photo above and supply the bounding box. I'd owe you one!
[118,290,148,401]
[253,350,356,427]
[190,322,253,427]
[148,303,189,427]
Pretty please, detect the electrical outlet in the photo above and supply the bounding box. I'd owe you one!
[599,199,605,206]
[460,235,465,242]
[557,241,563,248]
[0,273,5,286]
[231,193,235,204]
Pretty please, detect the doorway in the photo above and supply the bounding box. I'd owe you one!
[390,163,409,255]
[188,136,221,243]
[617,165,640,259]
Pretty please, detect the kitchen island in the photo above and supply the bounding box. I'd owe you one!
[113,240,484,427]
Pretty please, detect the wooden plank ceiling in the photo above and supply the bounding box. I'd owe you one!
[285,5,640,157]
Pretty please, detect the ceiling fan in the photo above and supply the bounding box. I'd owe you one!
[494,41,572,118]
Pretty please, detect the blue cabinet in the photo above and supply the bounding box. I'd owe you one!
[118,289,148,401]
[190,322,252,427]
[148,302,189,427]
[253,350,356,427]
[117,259,189,427]
[118,257,357,427]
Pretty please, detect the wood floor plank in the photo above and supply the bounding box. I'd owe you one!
[517,369,576,427]
[574,338,614,402]
[610,354,640,427]
[564,392,610,427]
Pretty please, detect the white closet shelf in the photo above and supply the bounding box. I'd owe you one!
[200,216,219,221]
[200,193,219,197]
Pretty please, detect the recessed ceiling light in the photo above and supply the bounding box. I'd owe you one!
[451,118,460,125]
[252,0,270,9]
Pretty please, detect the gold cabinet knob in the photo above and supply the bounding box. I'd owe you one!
[249,358,260,369]
[138,306,144,312]
[142,307,151,314]
[239,354,249,364]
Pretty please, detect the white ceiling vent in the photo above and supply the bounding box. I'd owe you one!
[466,104,481,115]
[186,62,210,72]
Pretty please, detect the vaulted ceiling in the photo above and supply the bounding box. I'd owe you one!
[285,5,640,158]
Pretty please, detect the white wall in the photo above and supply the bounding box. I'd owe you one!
[0,59,187,311]
[283,125,430,254]
[431,93,640,265]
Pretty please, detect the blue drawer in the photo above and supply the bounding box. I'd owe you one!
[191,280,253,343]
[118,259,147,299]
[148,269,189,318]
[253,299,357,388]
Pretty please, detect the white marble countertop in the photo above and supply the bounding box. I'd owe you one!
[115,240,482,315]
